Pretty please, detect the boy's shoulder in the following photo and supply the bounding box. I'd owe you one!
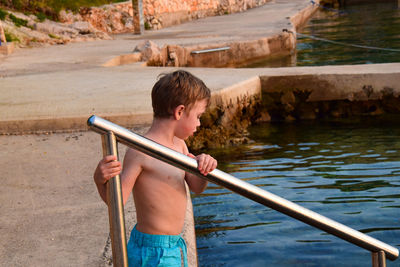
[124,147,147,166]
[174,137,188,154]
[124,137,187,162]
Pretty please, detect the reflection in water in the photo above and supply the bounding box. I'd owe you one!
[193,117,400,266]
[296,1,400,66]
[241,1,400,67]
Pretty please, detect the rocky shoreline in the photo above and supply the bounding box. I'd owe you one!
[0,0,272,49]
[0,9,112,48]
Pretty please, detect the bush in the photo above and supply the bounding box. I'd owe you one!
[0,0,126,20]
[0,7,8,20]
[8,13,27,27]
[12,0,23,10]
[36,12,46,22]
[48,33,60,39]
[4,29,20,42]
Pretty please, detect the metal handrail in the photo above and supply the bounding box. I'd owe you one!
[101,132,128,266]
[88,115,399,266]
[191,46,230,54]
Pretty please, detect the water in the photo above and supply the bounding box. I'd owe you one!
[296,1,400,66]
[243,1,400,67]
[192,116,400,266]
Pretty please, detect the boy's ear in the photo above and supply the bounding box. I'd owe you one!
[174,105,185,120]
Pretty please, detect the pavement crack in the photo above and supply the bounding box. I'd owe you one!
[102,234,113,266]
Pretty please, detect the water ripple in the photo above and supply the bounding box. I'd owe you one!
[194,116,400,266]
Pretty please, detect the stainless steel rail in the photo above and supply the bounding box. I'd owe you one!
[101,132,128,267]
[88,115,399,266]
[191,46,230,54]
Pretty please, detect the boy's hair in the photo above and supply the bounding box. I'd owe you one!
[152,70,211,118]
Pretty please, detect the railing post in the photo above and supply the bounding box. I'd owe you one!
[102,132,128,267]
[372,251,386,267]
[132,0,144,34]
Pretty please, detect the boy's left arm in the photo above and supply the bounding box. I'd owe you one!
[185,152,217,194]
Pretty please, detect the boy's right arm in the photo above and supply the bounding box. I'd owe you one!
[94,149,143,205]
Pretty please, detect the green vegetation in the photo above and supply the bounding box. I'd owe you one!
[0,0,126,20]
[8,12,27,27]
[36,12,46,22]
[4,29,19,42]
[48,33,60,39]
[0,7,8,20]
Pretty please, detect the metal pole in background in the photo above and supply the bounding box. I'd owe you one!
[132,0,144,34]
[102,132,128,267]
[88,115,399,264]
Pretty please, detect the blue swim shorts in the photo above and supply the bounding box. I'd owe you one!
[127,225,188,267]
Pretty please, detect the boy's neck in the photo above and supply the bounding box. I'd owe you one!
[146,117,178,146]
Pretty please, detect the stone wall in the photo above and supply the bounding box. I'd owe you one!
[259,73,400,122]
[144,0,271,30]
[186,77,262,151]
[187,67,400,151]
[60,0,271,33]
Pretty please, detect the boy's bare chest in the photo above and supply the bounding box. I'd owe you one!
[142,157,186,185]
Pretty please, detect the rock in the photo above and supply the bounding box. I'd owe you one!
[133,40,161,63]
[255,111,271,123]
[299,106,317,120]
[21,27,51,42]
[69,21,94,34]
[1,9,111,49]
[94,31,113,40]
[79,4,135,34]
[151,18,159,25]
[369,106,384,116]
[124,17,134,28]
[285,115,296,122]
[165,45,187,67]
[33,20,79,36]
[59,10,70,23]
[283,103,294,113]
[2,20,50,47]
[281,91,296,104]
[59,10,83,24]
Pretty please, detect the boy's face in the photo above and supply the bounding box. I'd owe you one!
[177,99,208,140]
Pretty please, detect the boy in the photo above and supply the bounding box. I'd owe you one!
[94,70,217,267]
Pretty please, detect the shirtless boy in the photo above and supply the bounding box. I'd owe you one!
[94,70,217,267]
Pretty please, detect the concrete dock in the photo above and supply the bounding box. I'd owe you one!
[0,0,321,134]
[1,0,399,266]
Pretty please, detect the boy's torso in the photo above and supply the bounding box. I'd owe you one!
[130,139,188,236]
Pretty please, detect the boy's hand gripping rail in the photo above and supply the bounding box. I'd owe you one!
[88,115,399,266]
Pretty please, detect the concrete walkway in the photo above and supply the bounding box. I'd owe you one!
[1,0,399,266]
[0,0,319,134]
